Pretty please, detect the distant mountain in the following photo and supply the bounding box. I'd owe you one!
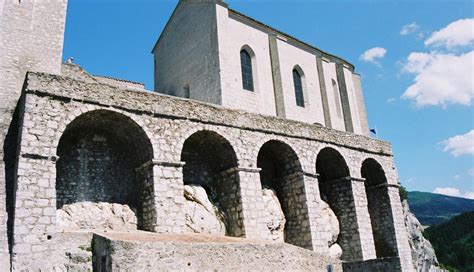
[407,191,474,226]
[424,211,474,272]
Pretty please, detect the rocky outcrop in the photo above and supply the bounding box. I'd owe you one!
[57,202,138,232]
[184,185,226,235]
[262,188,286,242]
[403,200,445,272]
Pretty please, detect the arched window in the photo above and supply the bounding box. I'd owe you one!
[240,49,254,91]
[293,69,305,107]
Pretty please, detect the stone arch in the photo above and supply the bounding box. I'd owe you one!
[56,109,156,231]
[180,130,243,237]
[316,147,358,260]
[362,158,398,258]
[257,140,312,248]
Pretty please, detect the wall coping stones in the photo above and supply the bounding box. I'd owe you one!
[24,72,393,156]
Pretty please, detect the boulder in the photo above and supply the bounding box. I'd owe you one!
[57,202,137,231]
[329,243,342,259]
[184,185,226,236]
[320,200,340,246]
[262,188,286,242]
[402,200,445,272]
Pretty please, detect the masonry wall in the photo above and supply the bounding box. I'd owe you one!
[8,72,413,270]
[153,1,221,103]
[0,1,67,269]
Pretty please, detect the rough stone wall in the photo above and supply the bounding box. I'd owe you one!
[153,1,222,103]
[93,232,343,272]
[8,72,413,270]
[342,257,402,272]
[0,1,67,269]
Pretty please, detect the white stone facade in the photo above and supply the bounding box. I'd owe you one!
[153,0,370,135]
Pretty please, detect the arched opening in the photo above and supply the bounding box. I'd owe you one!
[316,147,357,260]
[240,47,255,92]
[293,66,305,107]
[362,158,397,258]
[257,140,311,248]
[56,110,155,231]
[180,130,242,237]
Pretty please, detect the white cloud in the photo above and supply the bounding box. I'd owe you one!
[441,130,474,157]
[468,168,474,176]
[400,22,419,35]
[433,187,474,199]
[453,175,461,181]
[425,18,474,48]
[386,97,396,103]
[401,51,474,107]
[360,47,387,65]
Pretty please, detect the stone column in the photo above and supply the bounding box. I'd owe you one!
[325,176,376,261]
[386,185,415,271]
[235,167,270,240]
[151,160,186,234]
[11,155,58,271]
[301,171,330,254]
[335,63,354,133]
[315,55,332,129]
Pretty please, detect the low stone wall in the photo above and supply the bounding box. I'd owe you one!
[92,232,342,271]
[342,257,402,272]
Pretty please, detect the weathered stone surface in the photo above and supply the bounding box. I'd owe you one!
[57,202,138,232]
[93,232,343,271]
[403,200,445,272]
[262,188,286,242]
[329,243,342,259]
[184,185,226,236]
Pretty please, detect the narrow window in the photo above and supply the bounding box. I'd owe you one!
[293,69,304,107]
[240,50,254,91]
[332,79,342,118]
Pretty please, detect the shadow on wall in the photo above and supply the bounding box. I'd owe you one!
[181,130,242,237]
[55,110,155,231]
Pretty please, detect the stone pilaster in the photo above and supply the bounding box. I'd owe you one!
[335,63,354,133]
[301,171,330,254]
[234,167,269,240]
[268,33,286,118]
[351,177,377,260]
[324,176,376,261]
[316,55,332,129]
[387,185,415,271]
[11,155,58,271]
[151,160,186,234]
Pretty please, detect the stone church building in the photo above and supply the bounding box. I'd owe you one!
[0,0,415,271]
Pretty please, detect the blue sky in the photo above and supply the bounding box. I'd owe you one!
[63,0,474,198]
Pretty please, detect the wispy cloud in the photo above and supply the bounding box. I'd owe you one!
[433,187,474,199]
[360,47,387,66]
[425,18,474,48]
[400,22,419,36]
[441,130,474,157]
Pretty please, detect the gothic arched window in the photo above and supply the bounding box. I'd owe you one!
[293,69,305,107]
[240,49,254,91]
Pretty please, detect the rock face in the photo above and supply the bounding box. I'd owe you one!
[184,185,226,235]
[262,188,286,242]
[57,202,138,232]
[321,201,340,247]
[402,200,445,272]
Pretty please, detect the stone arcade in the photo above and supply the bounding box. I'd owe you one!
[1,0,415,271]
